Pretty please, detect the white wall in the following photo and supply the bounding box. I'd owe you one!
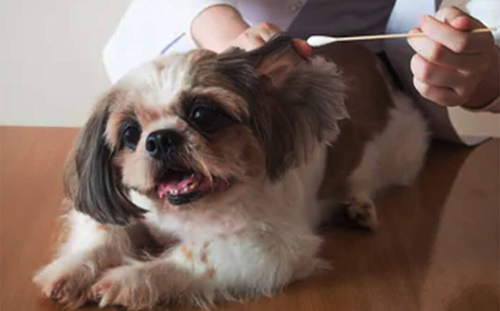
[0,0,131,127]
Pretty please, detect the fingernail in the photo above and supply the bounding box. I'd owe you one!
[452,15,471,29]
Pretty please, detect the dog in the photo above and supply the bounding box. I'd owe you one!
[33,34,428,309]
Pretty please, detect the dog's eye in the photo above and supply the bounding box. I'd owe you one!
[189,104,228,133]
[121,123,142,150]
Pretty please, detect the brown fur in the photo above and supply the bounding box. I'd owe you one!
[196,35,347,180]
[66,90,147,225]
[316,43,395,202]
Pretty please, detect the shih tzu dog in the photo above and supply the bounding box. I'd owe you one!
[34,35,428,309]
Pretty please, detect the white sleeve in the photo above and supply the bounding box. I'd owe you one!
[443,0,500,145]
[103,0,237,83]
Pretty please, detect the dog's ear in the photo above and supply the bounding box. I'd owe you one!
[65,90,146,225]
[244,34,306,88]
[216,35,306,92]
[245,34,349,180]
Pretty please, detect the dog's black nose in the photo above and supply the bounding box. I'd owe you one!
[145,129,183,159]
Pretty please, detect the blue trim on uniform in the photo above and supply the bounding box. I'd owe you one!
[160,33,186,55]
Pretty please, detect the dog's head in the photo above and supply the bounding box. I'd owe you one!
[66,35,347,225]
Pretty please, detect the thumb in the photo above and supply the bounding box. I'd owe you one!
[450,15,473,31]
[435,6,485,31]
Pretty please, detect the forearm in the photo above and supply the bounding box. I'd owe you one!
[463,47,500,110]
[191,5,249,52]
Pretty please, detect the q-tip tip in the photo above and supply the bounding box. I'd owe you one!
[307,36,338,47]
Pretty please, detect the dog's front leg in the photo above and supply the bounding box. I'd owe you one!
[33,210,133,308]
[92,229,323,309]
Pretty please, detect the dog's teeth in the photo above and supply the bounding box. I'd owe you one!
[169,189,178,195]
[187,182,197,191]
[181,187,189,194]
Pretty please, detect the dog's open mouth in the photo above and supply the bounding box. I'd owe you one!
[157,169,230,205]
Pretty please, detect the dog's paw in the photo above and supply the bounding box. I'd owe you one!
[91,265,160,310]
[347,199,379,230]
[33,258,96,308]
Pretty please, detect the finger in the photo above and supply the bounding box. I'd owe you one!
[410,54,478,98]
[435,6,467,25]
[238,32,266,51]
[257,22,282,41]
[420,15,489,54]
[413,77,465,106]
[266,22,282,33]
[435,6,484,30]
[292,39,312,57]
[410,54,467,88]
[434,7,494,53]
[407,28,484,71]
[450,15,473,30]
[450,16,495,51]
[247,35,266,50]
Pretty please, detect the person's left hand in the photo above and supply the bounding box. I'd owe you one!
[408,6,496,107]
[227,22,312,57]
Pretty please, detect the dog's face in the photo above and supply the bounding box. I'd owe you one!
[67,35,347,225]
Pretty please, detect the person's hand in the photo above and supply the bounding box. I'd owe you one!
[293,39,312,58]
[229,22,282,50]
[229,22,312,57]
[192,5,312,57]
[408,6,496,107]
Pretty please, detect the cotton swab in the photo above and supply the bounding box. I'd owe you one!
[307,27,497,47]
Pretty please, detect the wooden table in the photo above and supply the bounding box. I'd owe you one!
[1,126,498,311]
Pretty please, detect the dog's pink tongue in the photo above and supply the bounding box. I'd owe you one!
[157,173,204,198]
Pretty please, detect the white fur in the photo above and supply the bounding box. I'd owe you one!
[349,90,429,198]
[345,90,428,227]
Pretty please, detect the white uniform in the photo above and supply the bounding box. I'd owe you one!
[103,0,499,145]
